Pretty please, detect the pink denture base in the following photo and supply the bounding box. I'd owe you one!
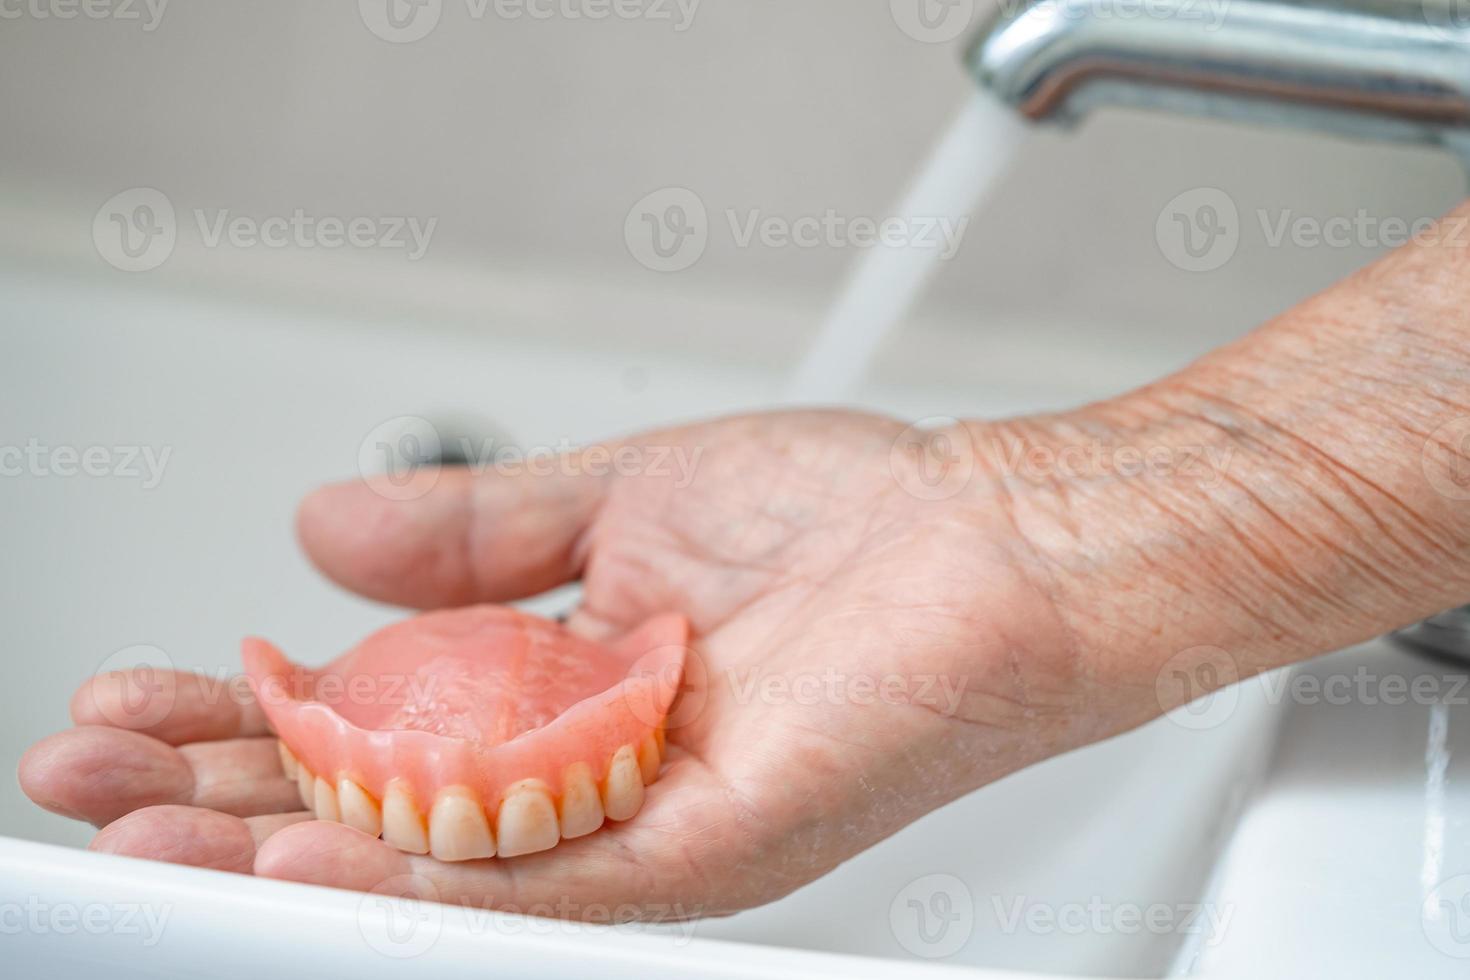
[242,607,688,810]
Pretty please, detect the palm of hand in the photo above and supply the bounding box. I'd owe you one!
[19,411,1085,918]
[565,413,1082,912]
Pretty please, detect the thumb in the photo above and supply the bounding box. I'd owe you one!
[297,464,606,609]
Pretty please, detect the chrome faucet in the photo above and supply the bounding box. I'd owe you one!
[966,0,1470,160]
[965,0,1470,661]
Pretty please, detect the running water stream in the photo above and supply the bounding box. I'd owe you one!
[784,94,1029,404]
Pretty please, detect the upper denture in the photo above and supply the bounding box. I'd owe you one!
[243,606,688,860]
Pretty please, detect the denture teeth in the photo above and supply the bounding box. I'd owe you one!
[276,740,299,779]
[277,734,666,858]
[313,777,341,822]
[637,734,661,785]
[602,744,644,822]
[296,764,316,811]
[558,762,605,839]
[381,779,430,854]
[338,779,382,838]
[496,779,560,857]
[429,787,497,862]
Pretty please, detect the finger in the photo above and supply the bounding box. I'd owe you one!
[18,727,301,826]
[71,668,269,745]
[256,757,737,918]
[254,817,683,914]
[21,727,192,826]
[91,805,312,874]
[296,465,605,609]
[244,811,315,846]
[179,738,304,816]
[253,820,411,892]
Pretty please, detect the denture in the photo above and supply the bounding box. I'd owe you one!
[242,606,687,861]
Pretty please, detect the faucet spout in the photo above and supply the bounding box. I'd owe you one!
[967,0,1470,157]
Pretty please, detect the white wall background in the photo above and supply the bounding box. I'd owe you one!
[1,0,1465,397]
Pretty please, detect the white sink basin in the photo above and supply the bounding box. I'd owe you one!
[1192,640,1470,978]
[2,269,1458,978]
